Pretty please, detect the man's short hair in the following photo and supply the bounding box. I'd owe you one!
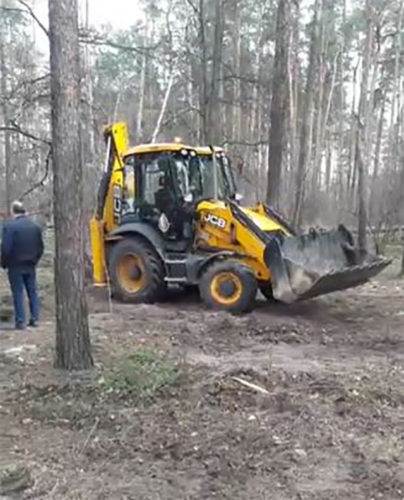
[11,200,26,215]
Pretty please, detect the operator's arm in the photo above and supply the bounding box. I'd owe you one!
[1,224,13,269]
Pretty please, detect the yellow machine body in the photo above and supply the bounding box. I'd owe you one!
[195,200,289,282]
[90,122,390,310]
[90,122,128,285]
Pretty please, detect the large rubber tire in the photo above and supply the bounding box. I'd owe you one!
[109,237,166,303]
[199,260,258,313]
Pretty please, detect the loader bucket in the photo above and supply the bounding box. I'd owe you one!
[264,226,391,303]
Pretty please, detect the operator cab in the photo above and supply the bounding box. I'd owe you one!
[119,143,240,252]
[121,144,196,246]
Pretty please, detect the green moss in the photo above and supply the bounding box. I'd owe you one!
[103,347,179,401]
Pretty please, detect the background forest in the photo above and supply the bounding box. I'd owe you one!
[1,0,404,246]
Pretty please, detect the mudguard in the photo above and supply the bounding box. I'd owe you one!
[264,226,391,303]
[106,222,166,259]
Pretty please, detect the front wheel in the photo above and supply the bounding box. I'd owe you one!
[108,237,166,303]
[199,260,257,313]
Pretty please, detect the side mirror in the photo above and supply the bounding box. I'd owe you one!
[235,193,243,202]
[184,192,194,203]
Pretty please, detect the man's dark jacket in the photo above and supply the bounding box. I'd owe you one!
[1,216,44,269]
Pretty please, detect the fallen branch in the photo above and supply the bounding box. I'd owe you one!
[43,480,59,499]
[78,417,99,457]
[232,376,269,395]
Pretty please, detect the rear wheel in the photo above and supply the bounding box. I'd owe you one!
[109,237,166,303]
[199,260,257,313]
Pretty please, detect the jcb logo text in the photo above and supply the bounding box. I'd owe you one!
[204,213,226,229]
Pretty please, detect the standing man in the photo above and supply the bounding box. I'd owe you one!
[1,201,44,330]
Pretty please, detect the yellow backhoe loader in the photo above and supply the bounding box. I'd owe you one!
[90,122,390,313]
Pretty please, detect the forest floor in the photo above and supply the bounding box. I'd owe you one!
[1,251,404,499]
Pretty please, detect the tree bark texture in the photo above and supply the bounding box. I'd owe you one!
[356,2,373,254]
[0,11,11,214]
[206,0,224,144]
[266,0,290,208]
[355,123,367,253]
[198,0,208,143]
[370,94,385,221]
[292,0,319,227]
[48,0,93,370]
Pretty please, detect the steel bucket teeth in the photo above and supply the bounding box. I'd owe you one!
[264,226,391,303]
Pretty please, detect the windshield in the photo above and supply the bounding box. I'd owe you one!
[219,154,237,196]
[122,150,236,213]
[188,153,236,200]
[121,152,191,215]
[173,156,190,197]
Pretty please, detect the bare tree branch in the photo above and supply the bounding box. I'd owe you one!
[0,122,51,145]
[15,0,49,38]
[221,139,269,148]
[184,0,199,15]
[19,147,52,201]
[79,30,161,56]
[5,73,50,101]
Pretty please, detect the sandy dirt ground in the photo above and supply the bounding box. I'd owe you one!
[1,259,404,499]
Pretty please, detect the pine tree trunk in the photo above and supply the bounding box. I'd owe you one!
[370,94,385,221]
[356,124,367,253]
[390,0,403,173]
[206,0,224,144]
[266,0,291,208]
[292,0,319,227]
[287,10,300,213]
[400,248,404,277]
[136,33,147,141]
[49,0,93,370]
[337,0,346,209]
[232,1,242,144]
[0,13,11,214]
[347,61,359,205]
[320,49,339,191]
[356,1,373,254]
[198,0,208,143]
[398,158,404,276]
[312,6,326,192]
[83,0,95,161]
[325,136,332,192]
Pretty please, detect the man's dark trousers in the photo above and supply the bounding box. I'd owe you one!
[1,213,44,328]
[7,265,39,327]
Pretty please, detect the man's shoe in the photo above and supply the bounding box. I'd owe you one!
[28,320,38,328]
[15,324,25,330]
